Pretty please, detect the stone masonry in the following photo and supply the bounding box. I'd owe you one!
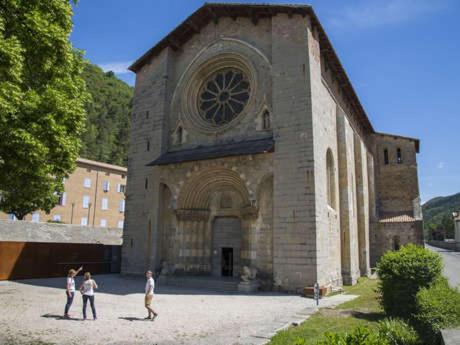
[122,4,423,293]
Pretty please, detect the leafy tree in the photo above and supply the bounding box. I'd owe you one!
[79,64,133,167]
[0,0,88,219]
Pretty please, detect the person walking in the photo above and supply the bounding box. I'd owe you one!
[79,272,98,320]
[64,266,83,318]
[144,270,158,321]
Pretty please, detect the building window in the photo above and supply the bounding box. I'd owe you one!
[397,148,402,164]
[100,219,107,227]
[31,212,40,223]
[393,235,401,251]
[57,192,66,206]
[117,220,124,229]
[117,184,126,193]
[101,198,109,210]
[7,213,17,221]
[82,196,90,209]
[119,199,125,213]
[326,149,336,209]
[145,178,148,190]
[198,68,250,126]
[262,110,271,130]
[81,217,88,226]
[102,181,110,192]
[146,139,150,151]
[383,149,389,165]
[121,174,126,179]
[53,214,61,222]
[84,178,91,188]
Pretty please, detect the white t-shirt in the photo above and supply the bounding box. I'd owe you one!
[82,279,96,296]
[67,277,75,292]
[145,277,155,295]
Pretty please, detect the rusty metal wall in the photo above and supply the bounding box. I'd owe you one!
[0,242,121,280]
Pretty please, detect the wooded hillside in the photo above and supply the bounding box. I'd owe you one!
[79,63,133,167]
[423,192,460,239]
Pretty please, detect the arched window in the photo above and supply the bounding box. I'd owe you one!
[177,126,183,144]
[396,148,402,164]
[383,149,389,165]
[262,110,271,130]
[326,149,336,209]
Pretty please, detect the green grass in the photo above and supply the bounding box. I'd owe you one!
[269,278,384,345]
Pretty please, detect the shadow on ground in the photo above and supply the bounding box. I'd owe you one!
[9,274,294,297]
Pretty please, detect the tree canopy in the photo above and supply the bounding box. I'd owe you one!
[79,63,133,167]
[0,0,88,219]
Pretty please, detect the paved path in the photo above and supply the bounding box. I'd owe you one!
[426,244,460,288]
[0,275,356,345]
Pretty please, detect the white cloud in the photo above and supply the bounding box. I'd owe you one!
[98,61,133,75]
[328,0,449,29]
[437,162,445,169]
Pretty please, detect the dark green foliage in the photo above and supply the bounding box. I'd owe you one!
[377,318,421,345]
[0,0,88,219]
[414,278,460,344]
[423,193,460,239]
[314,319,420,345]
[316,326,385,345]
[79,63,133,167]
[377,244,443,319]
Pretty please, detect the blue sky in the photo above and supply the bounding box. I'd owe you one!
[70,0,460,203]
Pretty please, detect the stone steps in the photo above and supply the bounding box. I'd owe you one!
[158,275,240,292]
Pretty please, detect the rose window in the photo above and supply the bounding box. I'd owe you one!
[198,69,251,125]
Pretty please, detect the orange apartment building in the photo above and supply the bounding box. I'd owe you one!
[0,158,127,229]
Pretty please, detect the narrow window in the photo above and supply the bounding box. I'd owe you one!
[102,181,110,192]
[326,149,336,209]
[397,148,402,164]
[145,177,148,190]
[82,195,90,209]
[177,126,183,144]
[117,220,124,229]
[101,198,109,210]
[100,219,107,227]
[83,178,91,188]
[31,212,40,223]
[384,149,389,165]
[262,110,271,130]
[119,199,125,213]
[146,110,149,119]
[146,139,150,151]
[81,217,88,226]
[393,235,401,251]
[57,192,66,206]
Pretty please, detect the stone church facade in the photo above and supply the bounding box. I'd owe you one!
[122,4,423,292]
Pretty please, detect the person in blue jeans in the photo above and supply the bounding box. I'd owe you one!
[79,272,98,320]
[64,266,83,318]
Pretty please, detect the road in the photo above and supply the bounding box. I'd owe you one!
[426,244,460,288]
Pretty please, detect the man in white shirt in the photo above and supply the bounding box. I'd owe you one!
[144,270,158,321]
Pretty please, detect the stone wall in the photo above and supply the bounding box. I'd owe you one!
[371,220,423,266]
[0,219,122,245]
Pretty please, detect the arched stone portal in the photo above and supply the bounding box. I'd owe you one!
[160,168,258,277]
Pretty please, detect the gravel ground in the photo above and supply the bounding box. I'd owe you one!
[0,275,356,345]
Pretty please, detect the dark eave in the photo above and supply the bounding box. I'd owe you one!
[374,131,420,153]
[147,137,274,166]
[129,3,374,133]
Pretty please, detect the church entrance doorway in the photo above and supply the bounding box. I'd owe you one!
[221,247,233,276]
[212,217,241,278]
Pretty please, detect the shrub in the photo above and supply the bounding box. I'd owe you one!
[377,244,443,318]
[316,326,387,345]
[414,278,460,344]
[377,318,421,345]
